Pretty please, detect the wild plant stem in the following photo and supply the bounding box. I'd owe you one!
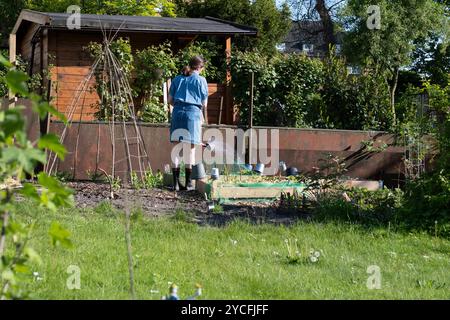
[0,189,12,257]
[125,202,136,300]
[0,211,9,257]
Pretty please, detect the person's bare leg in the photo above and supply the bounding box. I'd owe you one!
[171,142,181,191]
[183,144,196,191]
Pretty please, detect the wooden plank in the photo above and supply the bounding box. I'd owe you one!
[56,49,94,60]
[225,36,233,124]
[54,114,96,121]
[54,60,95,67]
[54,66,92,75]
[209,92,224,96]
[41,29,48,94]
[343,180,381,191]
[218,96,224,125]
[225,37,232,83]
[214,186,301,199]
[57,90,99,99]
[208,83,225,90]
[9,34,16,66]
[55,49,93,59]
[55,76,91,85]
[55,80,97,88]
[55,97,99,106]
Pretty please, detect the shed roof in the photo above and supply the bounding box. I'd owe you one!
[12,10,258,36]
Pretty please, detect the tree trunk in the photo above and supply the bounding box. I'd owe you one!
[390,67,400,125]
[315,0,336,52]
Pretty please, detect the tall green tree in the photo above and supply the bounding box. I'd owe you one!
[412,34,450,87]
[412,1,450,87]
[0,0,26,47]
[97,0,176,16]
[342,0,447,124]
[175,0,291,54]
[24,0,176,16]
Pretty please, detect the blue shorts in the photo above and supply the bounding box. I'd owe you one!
[170,103,202,145]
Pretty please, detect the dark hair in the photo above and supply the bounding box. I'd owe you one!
[183,55,206,76]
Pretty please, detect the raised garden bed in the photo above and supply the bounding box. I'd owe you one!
[197,175,307,200]
[164,172,382,201]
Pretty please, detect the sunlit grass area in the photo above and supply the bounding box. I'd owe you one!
[16,201,450,300]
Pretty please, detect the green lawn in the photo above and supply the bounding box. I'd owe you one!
[16,201,450,300]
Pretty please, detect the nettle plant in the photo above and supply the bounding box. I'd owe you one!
[134,41,178,123]
[0,55,73,299]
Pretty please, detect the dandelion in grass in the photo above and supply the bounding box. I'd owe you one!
[387,251,397,257]
[308,249,322,263]
[33,271,43,281]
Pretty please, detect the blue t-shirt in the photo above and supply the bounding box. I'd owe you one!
[169,72,208,108]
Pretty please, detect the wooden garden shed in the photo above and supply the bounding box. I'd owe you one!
[9,9,257,125]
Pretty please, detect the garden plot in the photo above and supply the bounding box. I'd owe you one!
[65,182,304,226]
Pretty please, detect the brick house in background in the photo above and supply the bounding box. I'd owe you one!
[277,21,360,75]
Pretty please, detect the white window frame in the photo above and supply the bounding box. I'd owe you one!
[347,65,361,75]
[302,43,314,54]
[276,43,286,52]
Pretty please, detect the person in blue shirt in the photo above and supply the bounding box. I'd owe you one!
[168,56,208,191]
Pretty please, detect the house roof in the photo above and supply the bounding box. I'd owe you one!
[12,10,258,36]
[282,20,343,55]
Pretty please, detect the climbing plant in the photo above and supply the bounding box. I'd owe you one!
[134,41,178,122]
